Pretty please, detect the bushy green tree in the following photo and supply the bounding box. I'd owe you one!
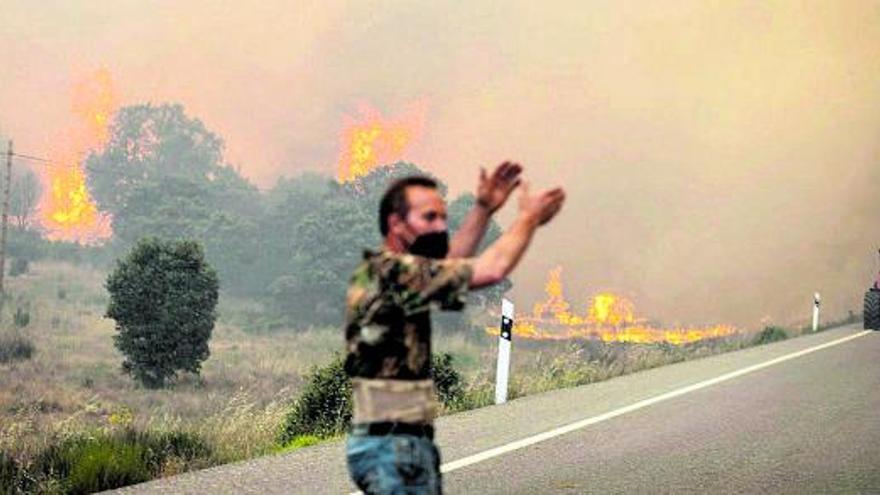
[111,175,261,293]
[268,192,375,325]
[85,103,262,294]
[86,103,228,215]
[106,238,219,388]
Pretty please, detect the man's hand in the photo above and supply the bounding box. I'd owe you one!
[476,162,523,213]
[470,181,566,288]
[518,182,566,226]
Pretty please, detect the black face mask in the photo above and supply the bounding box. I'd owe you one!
[408,231,449,259]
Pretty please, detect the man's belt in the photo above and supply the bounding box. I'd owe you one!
[350,422,435,439]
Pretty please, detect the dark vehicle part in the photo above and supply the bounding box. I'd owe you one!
[865,249,880,330]
[865,289,880,330]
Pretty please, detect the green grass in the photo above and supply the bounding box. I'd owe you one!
[273,434,324,455]
[2,428,213,494]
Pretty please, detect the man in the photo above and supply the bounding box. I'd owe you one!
[344,162,565,493]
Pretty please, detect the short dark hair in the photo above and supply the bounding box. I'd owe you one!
[379,176,438,236]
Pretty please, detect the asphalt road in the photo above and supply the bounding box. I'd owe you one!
[112,324,879,494]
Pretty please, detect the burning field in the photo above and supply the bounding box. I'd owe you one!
[488,266,738,345]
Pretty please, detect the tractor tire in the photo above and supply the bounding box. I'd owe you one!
[865,289,880,330]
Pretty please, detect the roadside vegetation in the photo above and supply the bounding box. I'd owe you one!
[0,330,33,365]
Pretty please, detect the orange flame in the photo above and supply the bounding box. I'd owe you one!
[489,266,737,345]
[336,101,426,182]
[37,69,115,244]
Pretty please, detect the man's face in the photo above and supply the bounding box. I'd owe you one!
[394,186,448,248]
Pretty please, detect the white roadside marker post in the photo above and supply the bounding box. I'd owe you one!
[812,292,821,332]
[495,298,514,405]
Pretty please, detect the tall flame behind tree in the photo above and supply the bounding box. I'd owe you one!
[336,101,427,183]
[36,69,115,244]
[489,266,737,345]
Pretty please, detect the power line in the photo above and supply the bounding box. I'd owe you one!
[3,149,334,193]
[10,151,52,164]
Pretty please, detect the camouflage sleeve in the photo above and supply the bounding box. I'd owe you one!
[345,260,377,324]
[391,254,474,315]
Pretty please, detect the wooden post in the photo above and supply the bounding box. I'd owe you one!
[0,140,11,310]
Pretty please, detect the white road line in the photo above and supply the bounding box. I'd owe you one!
[439,330,873,474]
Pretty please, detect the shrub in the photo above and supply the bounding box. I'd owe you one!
[448,384,495,412]
[431,352,465,405]
[753,326,788,345]
[106,238,219,388]
[0,331,34,363]
[13,306,30,329]
[278,352,466,445]
[278,355,351,443]
[29,429,212,493]
[1,451,29,494]
[8,258,28,277]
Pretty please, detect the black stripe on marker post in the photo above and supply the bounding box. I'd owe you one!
[500,316,513,341]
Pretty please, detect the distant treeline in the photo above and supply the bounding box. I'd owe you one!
[9,103,509,328]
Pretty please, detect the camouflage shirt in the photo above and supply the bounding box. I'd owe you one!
[344,249,473,380]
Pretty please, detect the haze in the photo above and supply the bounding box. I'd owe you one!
[1,1,877,327]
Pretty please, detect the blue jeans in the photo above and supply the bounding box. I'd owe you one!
[346,433,442,494]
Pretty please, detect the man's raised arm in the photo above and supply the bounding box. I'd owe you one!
[448,162,522,258]
[469,182,565,288]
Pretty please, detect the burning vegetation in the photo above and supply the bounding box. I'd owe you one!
[336,102,426,183]
[489,266,737,345]
[36,69,115,244]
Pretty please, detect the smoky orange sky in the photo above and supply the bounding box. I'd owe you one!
[1,1,878,328]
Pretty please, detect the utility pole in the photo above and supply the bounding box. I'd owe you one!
[0,140,11,311]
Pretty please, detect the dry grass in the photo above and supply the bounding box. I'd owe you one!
[0,261,338,465]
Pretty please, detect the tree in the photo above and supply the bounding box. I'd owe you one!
[269,195,375,325]
[106,238,219,388]
[264,163,433,326]
[252,173,337,294]
[10,168,40,230]
[85,102,263,294]
[86,103,227,215]
[109,175,261,293]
